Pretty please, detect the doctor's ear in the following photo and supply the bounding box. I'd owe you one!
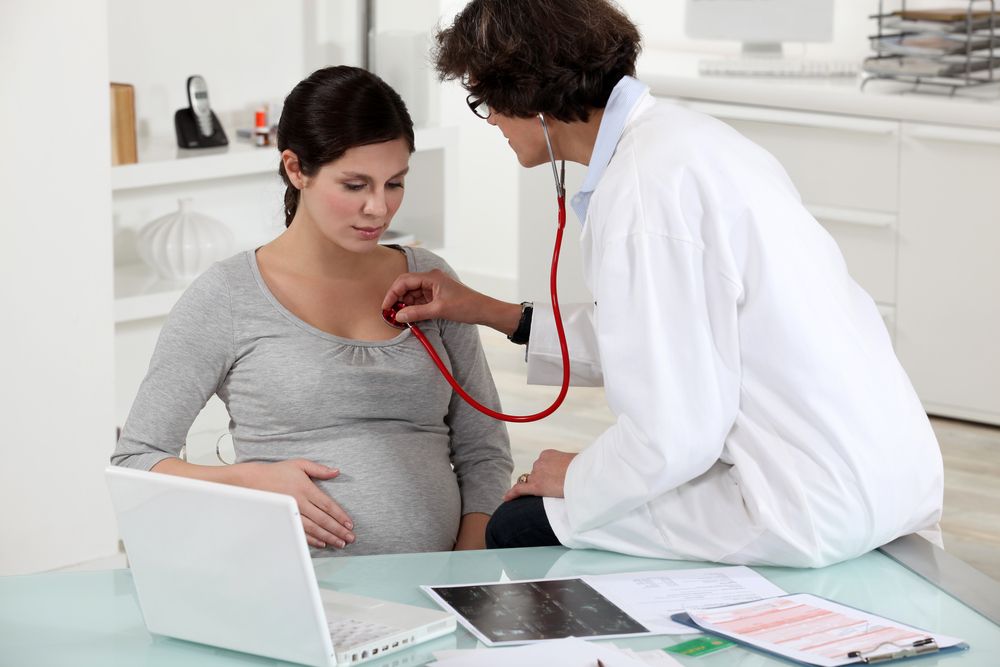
[280,149,308,189]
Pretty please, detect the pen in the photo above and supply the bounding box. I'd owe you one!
[597,661,605,667]
[847,637,939,664]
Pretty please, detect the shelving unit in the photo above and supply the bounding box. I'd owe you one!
[111,140,280,191]
[112,126,455,191]
[111,126,456,324]
[114,264,188,323]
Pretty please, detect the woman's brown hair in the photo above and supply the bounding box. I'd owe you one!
[277,66,415,227]
[434,0,641,122]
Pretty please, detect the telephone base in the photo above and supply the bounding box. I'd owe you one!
[174,108,229,149]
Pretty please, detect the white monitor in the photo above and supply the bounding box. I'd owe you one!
[685,0,835,55]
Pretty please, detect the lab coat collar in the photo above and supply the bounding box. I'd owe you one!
[570,75,650,225]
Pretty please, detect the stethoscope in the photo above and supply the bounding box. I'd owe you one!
[382,113,572,423]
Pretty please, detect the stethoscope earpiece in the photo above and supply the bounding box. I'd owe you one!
[538,113,566,199]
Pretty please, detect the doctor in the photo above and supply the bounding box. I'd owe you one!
[382,0,944,567]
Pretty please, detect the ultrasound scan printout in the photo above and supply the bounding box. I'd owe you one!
[430,578,649,644]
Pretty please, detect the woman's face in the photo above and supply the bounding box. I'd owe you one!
[489,113,552,168]
[298,138,410,253]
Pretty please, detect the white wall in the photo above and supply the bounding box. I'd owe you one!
[108,0,364,141]
[0,0,119,574]
[431,1,522,296]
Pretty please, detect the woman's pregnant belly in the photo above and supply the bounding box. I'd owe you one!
[308,434,461,557]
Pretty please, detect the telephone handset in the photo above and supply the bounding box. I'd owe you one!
[174,75,228,148]
[187,76,215,137]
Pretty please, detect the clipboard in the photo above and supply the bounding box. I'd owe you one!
[670,593,969,666]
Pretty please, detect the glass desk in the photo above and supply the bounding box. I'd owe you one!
[2,538,998,666]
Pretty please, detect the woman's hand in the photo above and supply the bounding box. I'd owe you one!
[239,459,356,549]
[381,269,522,336]
[503,450,577,502]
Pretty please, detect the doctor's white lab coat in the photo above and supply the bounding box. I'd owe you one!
[529,93,943,568]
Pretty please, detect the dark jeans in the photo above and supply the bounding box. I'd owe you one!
[485,496,562,549]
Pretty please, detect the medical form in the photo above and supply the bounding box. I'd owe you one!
[675,593,967,666]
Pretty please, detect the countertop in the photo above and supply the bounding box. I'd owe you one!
[637,49,1000,130]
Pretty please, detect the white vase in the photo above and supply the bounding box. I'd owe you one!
[137,198,235,281]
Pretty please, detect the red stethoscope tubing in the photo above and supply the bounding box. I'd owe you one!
[405,195,571,423]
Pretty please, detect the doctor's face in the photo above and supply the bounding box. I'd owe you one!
[489,113,553,168]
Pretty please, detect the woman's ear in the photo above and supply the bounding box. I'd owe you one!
[281,149,307,189]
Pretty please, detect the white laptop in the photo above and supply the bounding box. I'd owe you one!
[105,466,456,666]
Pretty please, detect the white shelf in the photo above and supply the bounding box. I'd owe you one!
[111,126,456,192]
[113,125,456,324]
[111,140,278,191]
[114,263,187,324]
[638,49,1000,132]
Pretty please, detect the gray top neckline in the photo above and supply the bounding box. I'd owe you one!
[244,247,415,348]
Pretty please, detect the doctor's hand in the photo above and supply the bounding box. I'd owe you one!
[381,269,523,336]
[504,450,577,502]
[241,459,356,550]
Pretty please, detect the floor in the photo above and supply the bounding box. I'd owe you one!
[60,329,1000,580]
[476,329,1000,581]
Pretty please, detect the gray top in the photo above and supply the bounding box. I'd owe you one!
[112,247,513,556]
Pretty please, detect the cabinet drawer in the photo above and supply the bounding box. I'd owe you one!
[896,122,1000,422]
[685,101,900,214]
[807,204,897,305]
[877,303,896,346]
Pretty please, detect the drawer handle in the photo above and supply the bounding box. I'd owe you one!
[906,123,1000,146]
[806,204,896,229]
[685,101,899,136]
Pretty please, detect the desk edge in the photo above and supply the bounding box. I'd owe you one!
[878,534,1000,626]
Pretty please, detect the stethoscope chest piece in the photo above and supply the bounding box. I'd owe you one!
[379,113,569,424]
[382,302,410,330]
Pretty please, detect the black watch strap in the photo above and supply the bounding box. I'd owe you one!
[507,302,533,345]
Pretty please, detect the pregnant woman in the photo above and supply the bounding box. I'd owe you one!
[111,66,513,555]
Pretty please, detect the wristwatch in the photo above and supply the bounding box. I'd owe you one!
[507,301,533,345]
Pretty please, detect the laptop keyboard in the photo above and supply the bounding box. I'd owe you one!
[327,617,399,648]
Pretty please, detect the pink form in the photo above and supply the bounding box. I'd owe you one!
[689,595,945,664]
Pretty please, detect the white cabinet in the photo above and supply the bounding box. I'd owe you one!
[684,102,901,213]
[646,97,1000,425]
[678,100,903,340]
[897,123,1000,423]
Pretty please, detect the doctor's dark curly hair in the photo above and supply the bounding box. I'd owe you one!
[434,0,641,122]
